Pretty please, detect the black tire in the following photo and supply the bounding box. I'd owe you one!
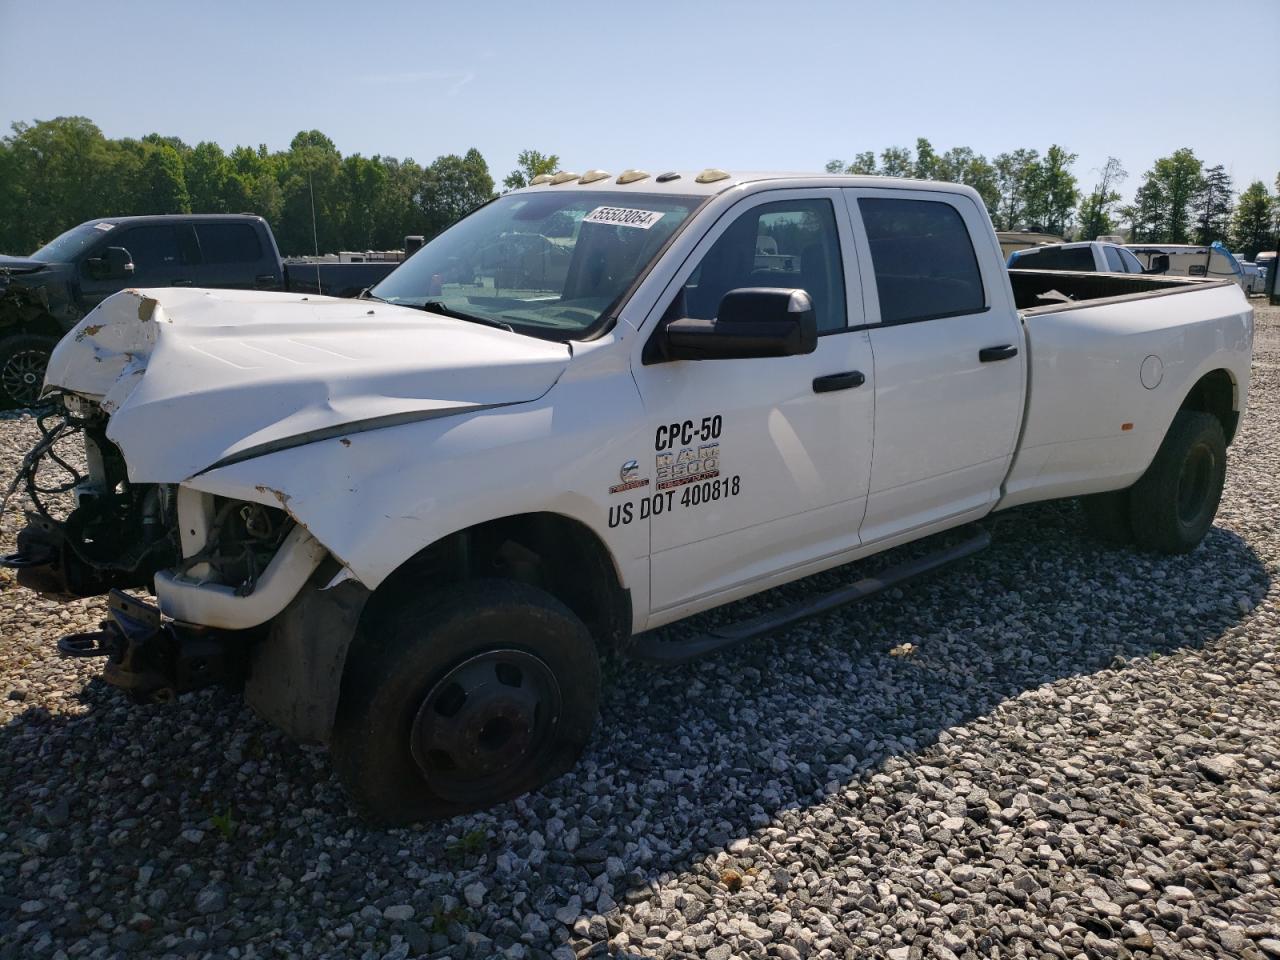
[331,580,600,824]
[0,333,58,409]
[1128,411,1226,554]
[1080,489,1134,544]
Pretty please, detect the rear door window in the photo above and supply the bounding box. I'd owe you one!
[857,198,985,324]
[195,222,264,264]
[1118,248,1145,273]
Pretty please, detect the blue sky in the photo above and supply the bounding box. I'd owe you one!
[1,0,1277,201]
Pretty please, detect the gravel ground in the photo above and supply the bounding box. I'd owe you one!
[2,301,1279,960]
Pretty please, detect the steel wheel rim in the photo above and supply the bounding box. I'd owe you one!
[410,648,562,804]
[1,347,51,406]
[1176,442,1214,527]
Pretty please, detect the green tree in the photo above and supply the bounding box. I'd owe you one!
[1022,145,1078,236]
[135,142,191,214]
[504,149,559,191]
[935,146,999,219]
[186,141,232,213]
[1121,179,1167,242]
[879,146,912,178]
[417,148,495,237]
[912,138,939,181]
[825,152,877,175]
[228,144,283,222]
[1139,148,1202,243]
[846,151,878,175]
[1077,157,1127,240]
[339,153,389,250]
[278,130,343,255]
[0,116,117,251]
[1230,181,1274,259]
[1192,164,1233,245]
[992,148,1039,230]
[369,155,426,249]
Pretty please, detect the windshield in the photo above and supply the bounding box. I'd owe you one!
[30,221,115,262]
[371,191,702,338]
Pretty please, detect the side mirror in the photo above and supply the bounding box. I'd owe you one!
[86,246,135,280]
[661,288,818,361]
[1144,253,1170,275]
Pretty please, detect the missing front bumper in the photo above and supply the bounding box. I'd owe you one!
[59,590,250,704]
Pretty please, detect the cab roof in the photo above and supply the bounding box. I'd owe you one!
[509,170,981,199]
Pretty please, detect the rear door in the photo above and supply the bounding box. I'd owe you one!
[192,221,282,290]
[842,188,1026,544]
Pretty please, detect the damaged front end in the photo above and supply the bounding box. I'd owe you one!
[58,589,249,705]
[1,395,341,707]
[2,400,178,598]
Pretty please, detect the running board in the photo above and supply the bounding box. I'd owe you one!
[629,526,991,664]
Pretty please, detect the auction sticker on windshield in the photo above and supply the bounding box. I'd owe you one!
[583,206,666,229]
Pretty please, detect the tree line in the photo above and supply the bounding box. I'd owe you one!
[827,139,1279,259]
[2,118,1276,261]
[0,117,561,257]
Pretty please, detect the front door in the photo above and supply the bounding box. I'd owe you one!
[631,190,876,620]
[79,223,194,309]
[842,188,1026,544]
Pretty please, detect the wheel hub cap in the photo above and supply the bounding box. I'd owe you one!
[410,649,562,804]
[2,349,52,407]
[1176,443,1214,526]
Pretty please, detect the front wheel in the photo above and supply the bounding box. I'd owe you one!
[1128,411,1227,554]
[331,580,600,824]
[0,333,59,409]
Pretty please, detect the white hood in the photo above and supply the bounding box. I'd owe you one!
[45,288,571,482]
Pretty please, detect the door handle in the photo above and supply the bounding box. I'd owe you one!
[171,279,193,287]
[812,370,866,393]
[255,273,279,287]
[979,344,1018,362]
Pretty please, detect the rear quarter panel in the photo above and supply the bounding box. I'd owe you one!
[999,282,1252,508]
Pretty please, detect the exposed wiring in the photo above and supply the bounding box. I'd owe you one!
[0,400,88,527]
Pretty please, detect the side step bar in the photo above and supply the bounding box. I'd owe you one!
[629,525,991,664]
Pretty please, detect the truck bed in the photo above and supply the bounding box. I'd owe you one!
[1000,272,1252,510]
[1009,268,1227,314]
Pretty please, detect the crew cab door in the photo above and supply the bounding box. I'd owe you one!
[631,190,875,620]
[191,221,284,290]
[842,189,1026,544]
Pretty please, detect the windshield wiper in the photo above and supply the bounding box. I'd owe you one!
[357,288,391,303]
[418,300,514,333]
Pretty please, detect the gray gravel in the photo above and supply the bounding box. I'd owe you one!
[3,302,1280,960]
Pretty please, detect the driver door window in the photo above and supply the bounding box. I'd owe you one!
[113,225,183,283]
[673,198,847,332]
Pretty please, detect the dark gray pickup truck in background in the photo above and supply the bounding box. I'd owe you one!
[0,213,401,406]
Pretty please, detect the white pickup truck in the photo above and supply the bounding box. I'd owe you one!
[4,170,1253,822]
[1006,240,1149,274]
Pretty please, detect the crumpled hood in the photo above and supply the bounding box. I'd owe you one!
[44,287,571,482]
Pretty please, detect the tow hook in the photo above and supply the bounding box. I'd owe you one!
[57,590,248,704]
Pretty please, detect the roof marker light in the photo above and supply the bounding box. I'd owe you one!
[550,171,580,185]
[616,169,650,184]
[529,174,555,185]
[579,169,610,184]
[695,168,731,184]
[656,171,681,183]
